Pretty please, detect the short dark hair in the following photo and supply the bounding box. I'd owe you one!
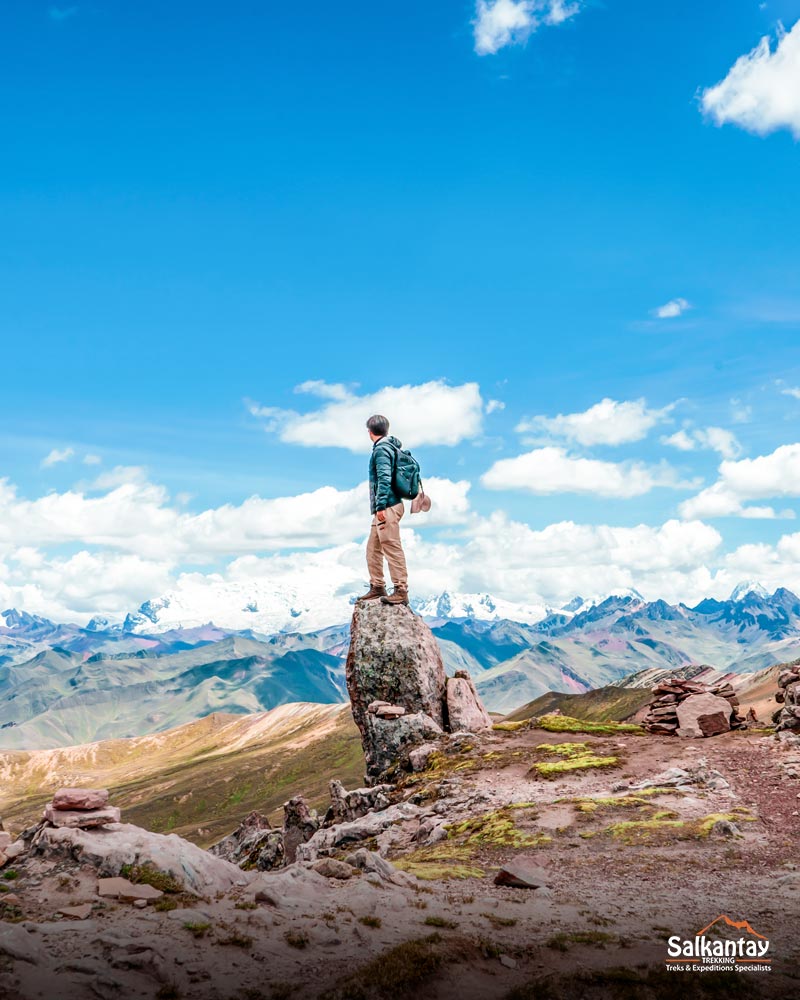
[366,414,389,436]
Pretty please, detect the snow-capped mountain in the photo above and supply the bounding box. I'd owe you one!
[729,581,770,603]
[410,591,549,625]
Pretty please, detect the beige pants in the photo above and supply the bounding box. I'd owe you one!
[367,501,408,590]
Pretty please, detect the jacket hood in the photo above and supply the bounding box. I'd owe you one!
[375,434,402,449]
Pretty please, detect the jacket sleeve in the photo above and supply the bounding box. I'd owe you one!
[374,443,394,511]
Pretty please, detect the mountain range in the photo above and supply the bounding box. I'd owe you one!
[1,581,798,748]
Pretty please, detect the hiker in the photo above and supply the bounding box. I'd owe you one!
[358,414,410,607]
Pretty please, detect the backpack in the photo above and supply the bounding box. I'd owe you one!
[390,443,422,500]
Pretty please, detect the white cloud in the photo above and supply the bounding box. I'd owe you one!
[517,397,674,447]
[249,380,484,452]
[83,454,102,465]
[662,426,742,460]
[473,0,581,56]
[653,297,691,319]
[701,20,800,138]
[781,386,800,400]
[680,442,800,519]
[481,447,695,498]
[486,399,505,414]
[730,397,752,424]
[0,472,471,563]
[41,447,74,468]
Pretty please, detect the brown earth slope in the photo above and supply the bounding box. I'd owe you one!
[2,717,799,999]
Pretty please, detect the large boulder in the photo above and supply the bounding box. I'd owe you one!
[346,602,447,780]
[362,712,443,781]
[32,823,245,895]
[676,693,732,738]
[446,671,493,732]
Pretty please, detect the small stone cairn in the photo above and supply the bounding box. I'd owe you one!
[42,788,121,829]
[775,661,800,732]
[643,677,746,737]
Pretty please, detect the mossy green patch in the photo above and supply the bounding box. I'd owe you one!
[529,742,620,778]
[568,787,677,814]
[694,810,756,837]
[604,818,687,843]
[535,714,643,736]
[392,843,486,881]
[492,720,530,733]
[448,807,550,850]
[119,863,183,893]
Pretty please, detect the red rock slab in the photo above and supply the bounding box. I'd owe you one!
[44,804,121,828]
[52,788,110,811]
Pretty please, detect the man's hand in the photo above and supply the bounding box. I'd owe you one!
[376,510,387,523]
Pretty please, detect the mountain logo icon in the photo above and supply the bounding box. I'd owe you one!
[696,914,767,940]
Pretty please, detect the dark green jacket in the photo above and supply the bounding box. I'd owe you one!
[369,435,402,513]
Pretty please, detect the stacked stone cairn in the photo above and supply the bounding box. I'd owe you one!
[775,661,800,732]
[42,788,121,829]
[643,676,746,737]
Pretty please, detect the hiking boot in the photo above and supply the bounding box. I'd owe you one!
[356,584,387,602]
[381,587,409,606]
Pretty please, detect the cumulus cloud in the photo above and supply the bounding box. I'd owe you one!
[486,399,505,414]
[662,426,742,460]
[0,473,471,562]
[679,442,800,519]
[781,386,800,400]
[653,297,692,319]
[249,380,484,452]
[41,447,75,468]
[516,398,674,447]
[481,447,695,498]
[701,20,800,137]
[473,0,581,56]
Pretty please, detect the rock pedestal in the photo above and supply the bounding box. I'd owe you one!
[346,602,491,782]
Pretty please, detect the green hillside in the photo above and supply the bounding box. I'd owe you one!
[504,685,653,724]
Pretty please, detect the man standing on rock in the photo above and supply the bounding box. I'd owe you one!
[357,414,409,607]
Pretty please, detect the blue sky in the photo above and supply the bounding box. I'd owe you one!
[1,1,800,625]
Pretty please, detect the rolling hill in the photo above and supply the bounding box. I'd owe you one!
[0,702,362,845]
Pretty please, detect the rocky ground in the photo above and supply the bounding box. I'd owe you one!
[2,719,800,1000]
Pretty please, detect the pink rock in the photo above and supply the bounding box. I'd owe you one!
[374,705,406,719]
[446,672,492,732]
[97,876,163,902]
[57,904,93,920]
[0,832,11,851]
[52,788,110,811]
[494,860,549,889]
[676,693,732,739]
[44,803,121,829]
